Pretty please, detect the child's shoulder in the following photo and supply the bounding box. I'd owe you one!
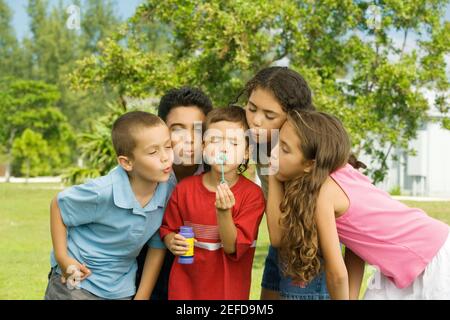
[60,169,117,200]
[236,175,265,198]
[173,174,202,190]
[238,174,261,188]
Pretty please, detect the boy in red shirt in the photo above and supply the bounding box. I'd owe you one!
[160,106,265,299]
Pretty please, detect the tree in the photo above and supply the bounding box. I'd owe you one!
[70,0,450,182]
[12,129,51,181]
[0,79,74,180]
[0,0,26,78]
[81,0,120,53]
[21,0,122,131]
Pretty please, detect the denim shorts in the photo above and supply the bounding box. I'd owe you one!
[261,245,330,300]
[261,245,281,291]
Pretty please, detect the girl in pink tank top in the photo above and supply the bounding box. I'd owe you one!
[266,109,450,300]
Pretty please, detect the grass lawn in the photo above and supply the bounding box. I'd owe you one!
[1,183,449,300]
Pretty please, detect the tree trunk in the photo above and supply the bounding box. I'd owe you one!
[5,129,16,183]
[25,159,30,184]
[5,161,11,183]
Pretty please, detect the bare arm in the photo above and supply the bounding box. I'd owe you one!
[216,184,237,254]
[50,196,91,280]
[265,175,285,248]
[134,248,166,300]
[50,196,68,263]
[216,209,237,254]
[316,183,349,300]
[344,248,365,300]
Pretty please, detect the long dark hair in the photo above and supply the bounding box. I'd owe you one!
[232,66,315,112]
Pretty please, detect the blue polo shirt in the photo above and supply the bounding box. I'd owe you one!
[50,166,176,299]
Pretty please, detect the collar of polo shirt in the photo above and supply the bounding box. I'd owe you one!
[111,166,167,213]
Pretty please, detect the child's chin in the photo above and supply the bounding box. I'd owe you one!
[147,172,170,183]
[158,173,171,181]
[211,164,238,173]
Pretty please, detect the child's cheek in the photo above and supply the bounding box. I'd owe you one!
[202,144,216,165]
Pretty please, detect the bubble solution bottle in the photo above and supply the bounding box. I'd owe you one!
[179,226,194,264]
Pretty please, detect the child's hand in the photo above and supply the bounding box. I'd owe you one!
[58,256,91,285]
[215,183,235,212]
[269,144,280,177]
[168,233,193,256]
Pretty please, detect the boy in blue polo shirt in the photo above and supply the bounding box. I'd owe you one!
[44,111,175,300]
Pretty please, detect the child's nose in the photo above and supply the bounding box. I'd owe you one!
[219,145,227,155]
[161,149,172,162]
[252,118,262,127]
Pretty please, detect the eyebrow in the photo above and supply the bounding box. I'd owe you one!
[248,100,279,116]
[169,123,187,128]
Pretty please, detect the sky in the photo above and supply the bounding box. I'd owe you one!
[6,0,145,40]
[7,1,450,41]
[7,1,450,40]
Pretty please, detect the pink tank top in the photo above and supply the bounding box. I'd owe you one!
[330,164,449,288]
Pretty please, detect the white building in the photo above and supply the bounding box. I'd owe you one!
[375,91,450,198]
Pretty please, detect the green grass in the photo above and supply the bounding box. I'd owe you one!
[0,183,62,300]
[0,183,449,300]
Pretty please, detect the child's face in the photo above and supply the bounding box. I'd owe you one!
[203,121,248,176]
[271,121,312,181]
[125,124,174,183]
[166,106,205,166]
[245,87,287,144]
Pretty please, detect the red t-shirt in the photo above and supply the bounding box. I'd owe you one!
[160,173,266,300]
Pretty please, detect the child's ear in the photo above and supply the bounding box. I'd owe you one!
[303,159,315,173]
[117,156,133,172]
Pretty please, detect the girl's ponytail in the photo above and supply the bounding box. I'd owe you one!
[348,154,367,170]
[279,166,328,283]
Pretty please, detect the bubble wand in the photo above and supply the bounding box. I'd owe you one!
[216,152,227,184]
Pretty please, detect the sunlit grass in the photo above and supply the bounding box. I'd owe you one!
[0,183,448,299]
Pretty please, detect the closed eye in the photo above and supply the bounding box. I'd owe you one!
[246,104,257,112]
[210,136,222,143]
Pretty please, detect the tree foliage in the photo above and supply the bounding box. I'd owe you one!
[70,0,450,182]
[0,79,74,178]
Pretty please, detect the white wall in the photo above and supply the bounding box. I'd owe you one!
[425,121,450,197]
[371,121,450,198]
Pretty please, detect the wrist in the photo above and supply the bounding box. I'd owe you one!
[216,206,231,213]
[163,233,173,249]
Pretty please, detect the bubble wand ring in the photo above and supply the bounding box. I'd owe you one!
[216,152,227,184]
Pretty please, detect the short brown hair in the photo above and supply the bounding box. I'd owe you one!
[205,106,249,174]
[112,111,165,157]
[205,106,249,131]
